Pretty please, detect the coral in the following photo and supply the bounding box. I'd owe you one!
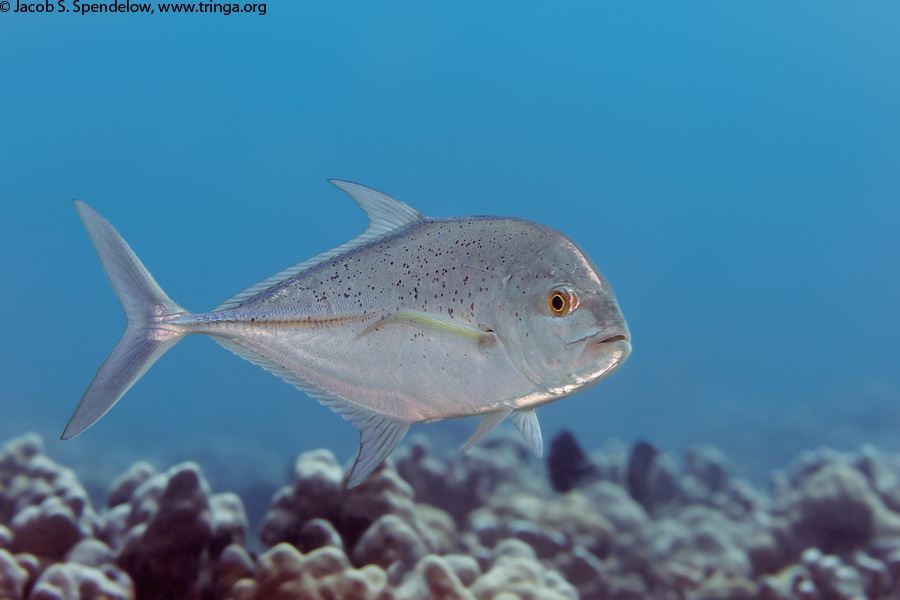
[468,539,578,600]
[114,462,249,600]
[353,514,428,571]
[394,433,546,523]
[259,448,454,581]
[780,458,900,555]
[416,555,475,600]
[0,548,31,600]
[756,548,885,600]
[228,543,389,600]
[7,430,900,599]
[28,562,134,600]
[0,434,96,560]
[546,430,598,493]
[684,443,731,493]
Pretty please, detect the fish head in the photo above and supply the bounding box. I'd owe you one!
[497,229,631,398]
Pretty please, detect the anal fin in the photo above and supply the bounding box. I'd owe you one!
[346,413,410,488]
[512,409,543,458]
[211,336,409,488]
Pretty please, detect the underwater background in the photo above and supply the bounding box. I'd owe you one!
[1,2,899,599]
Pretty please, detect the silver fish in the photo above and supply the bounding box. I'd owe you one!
[66,181,631,487]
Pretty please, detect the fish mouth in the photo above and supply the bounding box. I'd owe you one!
[551,328,631,395]
[590,331,631,364]
[567,329,631,346]
[577,329,632,372]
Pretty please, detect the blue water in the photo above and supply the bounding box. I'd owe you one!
[1,3,898,490]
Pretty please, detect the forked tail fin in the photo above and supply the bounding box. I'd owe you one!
[62,201,187,440]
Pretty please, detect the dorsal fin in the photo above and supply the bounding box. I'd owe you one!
[215,180,425,311]
[328,180,424,235]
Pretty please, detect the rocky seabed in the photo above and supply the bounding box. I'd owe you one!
[3,430,900,600]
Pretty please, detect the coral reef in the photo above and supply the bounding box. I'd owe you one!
[6,429,900,599]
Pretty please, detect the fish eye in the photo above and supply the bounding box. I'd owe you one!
[548,286,577,317]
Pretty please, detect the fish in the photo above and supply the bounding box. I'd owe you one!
[66,180,631,487]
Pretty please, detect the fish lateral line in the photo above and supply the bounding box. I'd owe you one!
[356,308,495,346]
[177,311,373,330]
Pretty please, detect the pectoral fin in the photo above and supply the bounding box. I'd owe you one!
[462,409,512,453]
[359,310,493,344]
[512,409,543,458]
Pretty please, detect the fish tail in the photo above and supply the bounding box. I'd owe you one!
[62,201,188,440]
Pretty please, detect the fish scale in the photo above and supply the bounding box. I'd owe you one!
[65,180,631,487]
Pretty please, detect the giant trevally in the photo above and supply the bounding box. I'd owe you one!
[66,181,631,487]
